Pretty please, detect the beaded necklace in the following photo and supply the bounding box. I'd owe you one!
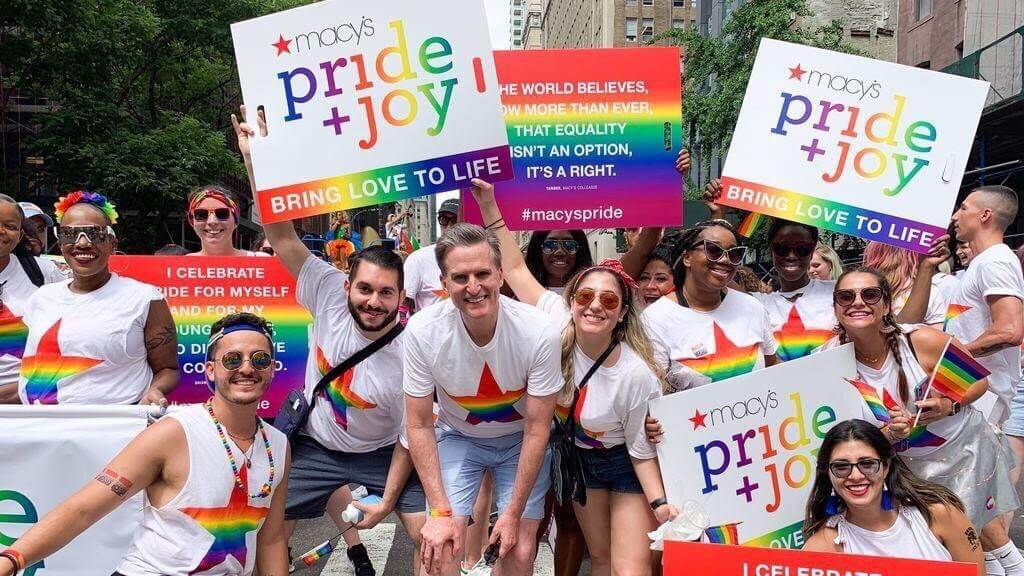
[204,398,274,498]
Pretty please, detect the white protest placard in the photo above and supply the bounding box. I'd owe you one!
[231,0,513,223]
[649,345,862,549]
[720,38,989,252]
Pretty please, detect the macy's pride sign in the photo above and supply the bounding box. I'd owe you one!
[649,345,861,549]
[462,47,683,230]
[112,256,311,416]
[720,39,988,253]
[232,0,512,223]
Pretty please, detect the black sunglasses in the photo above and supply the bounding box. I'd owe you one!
[771,242,815,259]
[542,239,579,254]
[215,350,273,371]
[828,457,885,478]
[694,240,746,265]
[192,208,232,222]
[834,287,884,307]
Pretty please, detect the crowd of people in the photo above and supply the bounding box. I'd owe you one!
[0,104,1022,576]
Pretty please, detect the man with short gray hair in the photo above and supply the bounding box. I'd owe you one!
[404,210,561,576]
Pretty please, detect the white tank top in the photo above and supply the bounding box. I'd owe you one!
[116,404,288,576]
[826,506,951,562]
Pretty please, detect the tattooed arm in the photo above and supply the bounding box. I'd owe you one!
[929,502,985,576]
[0,416,181,574]
[140,299,179,405]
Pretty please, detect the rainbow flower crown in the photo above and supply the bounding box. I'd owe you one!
[54,191,119,225]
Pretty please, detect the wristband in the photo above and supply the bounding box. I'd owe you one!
[428,508,453,518]
[1,549,24,574]
[649,497,668,511]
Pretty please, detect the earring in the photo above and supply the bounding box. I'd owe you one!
[881,481,893,511]
[825,489,840,515]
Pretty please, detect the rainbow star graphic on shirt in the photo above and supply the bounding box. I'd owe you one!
[316,346,376,430]
[0,304,28,359]
[448,363,524,424]
[180,466,270,574]
[679,323,760,382]
[774,305,833,362]
[571,386,606,449]
[20,319,103,404]
[894,425,947,453]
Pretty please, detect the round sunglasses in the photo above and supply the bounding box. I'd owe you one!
[827,457,885,478]
[833,287,884,307]
[573,287,621,310]
[542,239,579,255]
[214,350,274,371]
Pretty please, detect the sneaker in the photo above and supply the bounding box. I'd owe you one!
[347,543,376,576]
[287,547,296,573]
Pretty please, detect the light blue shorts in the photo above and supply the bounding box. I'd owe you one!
[435,428,551,520]
[1003,379,1024,438]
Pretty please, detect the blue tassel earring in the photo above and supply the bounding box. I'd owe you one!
[825,489,839,515]
[881,481,893,511]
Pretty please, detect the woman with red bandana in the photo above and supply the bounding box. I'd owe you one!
[14,191,179,406]
[186,185,268,257]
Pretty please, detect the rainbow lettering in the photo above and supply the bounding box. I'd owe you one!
[316,346,377,429]
[20,319,103,405]
[774,306,833,362]
[448,363,524,424]
[679,323,760,383]
[705,523,742,545]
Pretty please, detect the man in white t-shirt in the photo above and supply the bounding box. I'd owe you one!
[403,198,460,314]
[948,185,1024,425]
[404,223,561,576]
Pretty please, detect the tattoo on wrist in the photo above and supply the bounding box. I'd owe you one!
[95,467,133,499]
[965,526,980,550]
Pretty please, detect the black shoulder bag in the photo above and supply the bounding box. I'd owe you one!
[551,341,617,507]
[273,323,404,441]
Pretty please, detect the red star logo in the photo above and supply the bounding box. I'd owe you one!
[272,34,293,56]
[690,409,708,429]
[788,64,806,81]
[20,319,103,404]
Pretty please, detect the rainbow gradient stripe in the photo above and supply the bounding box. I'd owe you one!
[737,212,766,237]
[0,308,29,359]
[931,342,989,403]
[258,147,513,224]
[774,305,833,362]
[300,540,334,567]
[316,346,377,430]
[719,177,946,254]
[895,425,946,453]
[679,323,760,382]
[846,377,890,422]
[180,466,269,574]
[572,386,607,449]
[448,363,525,424]
[705,523,742,545]
[20,319,103,405]
[943,303,972,331]
[742,520,805,548]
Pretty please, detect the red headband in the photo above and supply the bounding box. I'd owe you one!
[578,259,640,293]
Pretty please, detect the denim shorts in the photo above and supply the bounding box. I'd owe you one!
[1003,379,1024,437]
[284,434,426,520]
[579,444,644,494]
[436,428,551,520]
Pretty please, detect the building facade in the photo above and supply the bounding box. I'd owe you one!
[510,0,545,49]
[543,0,696,49]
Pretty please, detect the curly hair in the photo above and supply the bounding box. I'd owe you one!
[668,220,741,289]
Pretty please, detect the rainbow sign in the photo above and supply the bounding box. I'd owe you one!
[462,48,683,230]
[720,39,988,253]
[231,0,512,224]
[111,256,311,417]
[649,344,862,550]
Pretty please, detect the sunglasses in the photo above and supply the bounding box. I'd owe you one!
[828,457,885,478]
[573,287,621,310]
[192,208,232,222]
[694,240,746,265]
[771,242,815,259]
[833,287,884,307]
[215,350,274,371]
[260,246,275,256]
[57,225,114,245]
[542,239,579,255]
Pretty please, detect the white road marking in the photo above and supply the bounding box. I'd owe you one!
[322,524,397,576]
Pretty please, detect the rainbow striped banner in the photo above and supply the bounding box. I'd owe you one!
[737,212,766,237]
[928,338,989,403]
[705,523,742,545]
[111,256,311,417]
[299,540,334,567]
[462,48,684,230]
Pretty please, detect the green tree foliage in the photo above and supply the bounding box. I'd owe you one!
[1,0,307,251]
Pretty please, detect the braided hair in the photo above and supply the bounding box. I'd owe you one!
[668,219,741,291]
[833,266,910,403]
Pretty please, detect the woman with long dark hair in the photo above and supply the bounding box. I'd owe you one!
[803,420,983,573]
[524,229,593,294]
[820,267,1020,575]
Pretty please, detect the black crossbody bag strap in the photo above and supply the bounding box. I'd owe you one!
[565,341,618,435]
[309,323,404,409]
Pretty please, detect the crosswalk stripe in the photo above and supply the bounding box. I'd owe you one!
[322,524,397,576]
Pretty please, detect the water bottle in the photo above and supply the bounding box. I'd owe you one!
[341,493,382,523]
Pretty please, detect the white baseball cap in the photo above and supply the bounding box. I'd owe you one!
[18,202,54,227]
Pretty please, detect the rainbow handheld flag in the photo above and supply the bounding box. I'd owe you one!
[943,304,972,331]
[929,339,990,403]
[299,540,334,567]
[737,213,766,237]
[704,522,742,545]
[846,377,887,422]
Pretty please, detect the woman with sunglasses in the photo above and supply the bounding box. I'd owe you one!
[803,420,984,573]
[525,230,593,295]
[15,191,179,406]
[186,185,268,257]
[469,179,676,576]
[821,267,1019,573]
[861,241,958,328]
[644,220,779,395]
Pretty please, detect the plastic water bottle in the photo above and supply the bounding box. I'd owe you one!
[341,493,381,523]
